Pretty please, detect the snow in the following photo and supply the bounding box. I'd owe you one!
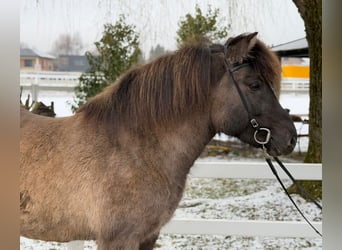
[20,159,322,250]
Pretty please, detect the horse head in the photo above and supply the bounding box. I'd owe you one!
[210,32,297,156]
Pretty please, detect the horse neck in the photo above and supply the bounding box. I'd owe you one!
[162,115,213,165]
[130,112,215,187]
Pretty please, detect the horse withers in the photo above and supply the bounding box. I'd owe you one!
[20,32,297,249]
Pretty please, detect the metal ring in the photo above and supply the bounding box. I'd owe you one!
[254,128,271,145]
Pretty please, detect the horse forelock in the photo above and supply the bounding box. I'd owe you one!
[78,44,212,133]
[211,39,281,97]
[248,40,282,97]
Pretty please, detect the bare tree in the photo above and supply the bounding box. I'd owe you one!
[50,32,84,55]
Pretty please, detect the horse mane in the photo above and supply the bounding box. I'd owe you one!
[248,39,282,97]
[77,44,212,133]
[77,36,281,134]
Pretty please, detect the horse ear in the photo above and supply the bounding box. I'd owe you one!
[225,32,258,64]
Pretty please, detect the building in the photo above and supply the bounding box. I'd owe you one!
[271,37,308,58]
[20,48,56,72]
[272,38,309,91]
[272,37,309,79]
[55,55,90,72]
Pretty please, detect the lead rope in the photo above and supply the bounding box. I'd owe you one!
[262,146,322,237]
[273,156,322,210]
[222,54,322,237]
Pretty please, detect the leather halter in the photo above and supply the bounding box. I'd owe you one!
[223,60,272,147]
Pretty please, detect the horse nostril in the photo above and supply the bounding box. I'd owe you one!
[285,136,297,153]
[289,136,297,147]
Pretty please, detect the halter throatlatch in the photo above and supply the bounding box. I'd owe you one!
[223,52,322,237]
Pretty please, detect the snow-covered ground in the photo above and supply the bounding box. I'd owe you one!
[20,157,322,250]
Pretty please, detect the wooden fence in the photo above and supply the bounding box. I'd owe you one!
[66,161,322,249]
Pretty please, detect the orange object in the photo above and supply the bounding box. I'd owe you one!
[282,65,309,78]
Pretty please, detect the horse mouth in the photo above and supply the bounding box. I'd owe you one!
[265,137,296,156]
[237,128,297,157]
[266,145,282,157]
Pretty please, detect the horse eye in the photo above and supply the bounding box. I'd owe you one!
[249,82,261,91]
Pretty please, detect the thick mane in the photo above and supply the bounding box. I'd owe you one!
[77,37,281,134]
[248,40,282,97]
[77,44,212,132]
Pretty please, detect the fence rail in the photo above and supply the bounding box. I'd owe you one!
[20,72,80,87]
[190,161,321,180]
[64,161,322,249]
[161,219,322,238]
[281,77,309,92]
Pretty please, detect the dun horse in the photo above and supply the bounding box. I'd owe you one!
[20,33,297,249]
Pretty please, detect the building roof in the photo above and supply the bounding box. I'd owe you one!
[271,37,308,57]
[20,48,56,59]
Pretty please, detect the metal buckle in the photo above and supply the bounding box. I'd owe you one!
[250,118,259,129]
[254,127,271,145]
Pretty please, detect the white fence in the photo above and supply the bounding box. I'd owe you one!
[66,161,322,249]
[20,71,80,88]
[281,77,309,92]
[20,72,80,102]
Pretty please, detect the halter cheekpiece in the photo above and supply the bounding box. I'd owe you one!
[223,56,272,148]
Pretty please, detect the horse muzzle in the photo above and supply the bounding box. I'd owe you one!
[265,131,297,156]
